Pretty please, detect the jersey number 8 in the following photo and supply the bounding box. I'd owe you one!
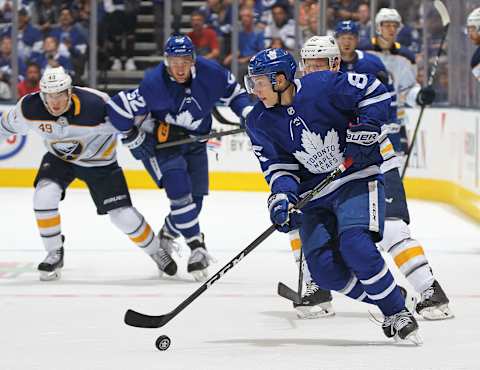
[347,73,368,89]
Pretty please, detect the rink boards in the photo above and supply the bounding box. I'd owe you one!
[0,105,479,222]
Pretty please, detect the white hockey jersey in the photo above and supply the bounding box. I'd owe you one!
[0,87,120,167]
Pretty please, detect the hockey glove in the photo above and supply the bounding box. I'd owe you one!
[155,121,189,144]
[416,85,436,106]
[121,126,157,160]
[268,193,302,233]
[344,123,383,171]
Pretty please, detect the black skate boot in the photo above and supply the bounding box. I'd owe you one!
[187,235,214,282]
[416,280,453,320]
[382,309,421,344]
[293,280,335,319]
[38,240,64,282]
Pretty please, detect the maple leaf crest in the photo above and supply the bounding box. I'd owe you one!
[293,128,343,174]
[165,111,202,130]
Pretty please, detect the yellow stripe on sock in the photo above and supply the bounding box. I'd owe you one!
[130,224,152,244]
[36,215,60,228]
[394,246,425,267]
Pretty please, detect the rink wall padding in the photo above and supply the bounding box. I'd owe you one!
[1,106,479,223]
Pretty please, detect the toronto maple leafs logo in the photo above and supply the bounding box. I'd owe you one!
[165,111,203,131]
[293,129,343,174]
[267,49,277,60]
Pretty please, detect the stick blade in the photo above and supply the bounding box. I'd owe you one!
[433,0,450,26]
[124,309,170,328]
[277,282,302,304]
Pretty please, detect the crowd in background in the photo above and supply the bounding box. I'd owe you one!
[0,0,428,101]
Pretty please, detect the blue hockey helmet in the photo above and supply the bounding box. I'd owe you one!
[335,20,359,37]
[164,34,196,65]
[245,48,296,94]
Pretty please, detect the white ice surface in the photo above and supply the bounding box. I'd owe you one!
[1,188,479,370]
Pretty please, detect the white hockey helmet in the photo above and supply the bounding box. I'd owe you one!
[375,8,402,34]
[40,66,72,94]
[300,36,340,70]
[467,7,480,32]
[40,67,73,116]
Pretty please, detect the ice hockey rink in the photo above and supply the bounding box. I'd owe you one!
[0,188,478,370]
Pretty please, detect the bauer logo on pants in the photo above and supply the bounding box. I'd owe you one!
[0,135,27,160]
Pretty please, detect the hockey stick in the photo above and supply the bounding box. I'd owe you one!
[401,0,450,179]
[277,245,304,304]
[212,106,242,127]
[155,128,245,149]
[124,158,353,329]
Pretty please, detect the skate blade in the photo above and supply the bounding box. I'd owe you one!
[191,269,209,282]
[295,303,335,319]
[39,269,61,281]
[394,330,423,346]
[419,304,454,321]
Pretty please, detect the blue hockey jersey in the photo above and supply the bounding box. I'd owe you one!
[107,56,252,135]
[246,70,391,208]
[340,50,400,172]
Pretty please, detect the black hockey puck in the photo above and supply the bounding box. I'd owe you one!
[155,335,171,351]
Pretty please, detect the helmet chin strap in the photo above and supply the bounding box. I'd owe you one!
[273,80,292,106]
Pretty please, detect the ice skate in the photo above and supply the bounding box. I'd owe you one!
[158,226,181,257]
[150,247,177,277]
[38,247,64,281]
[416,280,454,320]
[293,280,335,319]
[187,235,214,282]
[382,309,422,345]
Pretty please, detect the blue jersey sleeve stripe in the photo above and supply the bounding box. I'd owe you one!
[107,100,134,120]
[263,163,300,177]
[358,92,391,108]
[365,79,382,97]
[268,171,300,188]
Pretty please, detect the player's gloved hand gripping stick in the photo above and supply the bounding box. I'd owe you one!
[124,158,353,329]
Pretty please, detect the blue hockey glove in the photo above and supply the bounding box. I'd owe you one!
[344,123,383,171]
[268,193,302,233]
[121,126,157,160]
[416,85,436,106]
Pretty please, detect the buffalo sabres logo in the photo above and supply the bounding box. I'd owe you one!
[293,128,343,174]
[51,140,83,160]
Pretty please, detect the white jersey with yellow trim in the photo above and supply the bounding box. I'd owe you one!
[0,86,120,167]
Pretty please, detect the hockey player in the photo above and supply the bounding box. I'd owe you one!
[363,8,435,156]
[245,48,420,343]
[0,67,177,281]
[361,10,453,319]
[298,32,453,321]
[106,35,253,281]
[467,7,480,81]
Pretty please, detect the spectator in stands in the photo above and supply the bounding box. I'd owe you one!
[17,61,41,97]
[264,2,296,51]
[332,0,362,22]
[103,0,139,71]
[188,10,220,61]
[298,0,317,28]
[357,3,371,49]
[0,36,27,100]
[49,7,87,82]
[69,0,91,40]
[3,6,44,62]
[31,35,74,75]
[199,0,232,58]
[0,0,13,22]
[223,6,264,79]
[30,0,61,34]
